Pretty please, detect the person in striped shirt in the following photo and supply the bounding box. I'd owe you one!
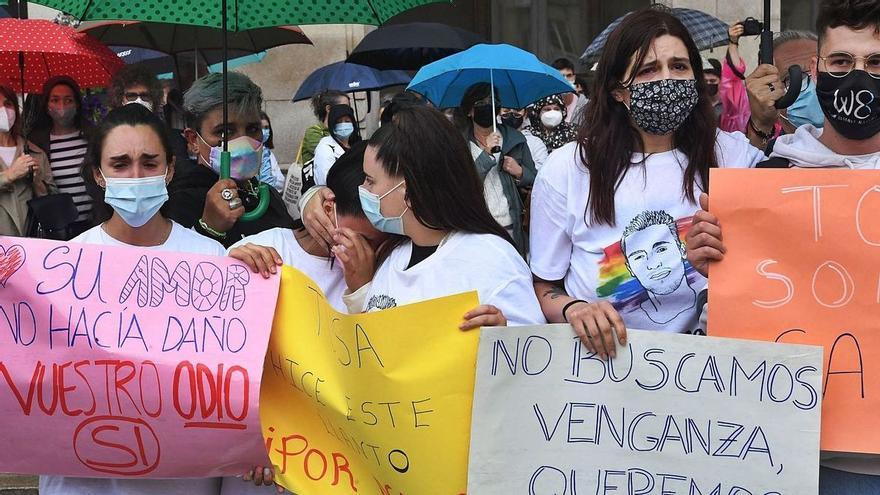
[29,76,94,238]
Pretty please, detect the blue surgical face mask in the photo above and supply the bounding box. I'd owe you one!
[334,122,355,139]
[787,79,825,129]
[261,128,271,144]
[102,171,169,228]
[358,181,408,235]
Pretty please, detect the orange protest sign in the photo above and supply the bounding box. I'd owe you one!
[708,168,880,454]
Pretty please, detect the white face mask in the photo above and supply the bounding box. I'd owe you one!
[0,107,16,133]
[540,110,564,129]
[126,98,153,112]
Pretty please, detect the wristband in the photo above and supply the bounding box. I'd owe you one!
[562,299,589,323]
[197,218,227,239]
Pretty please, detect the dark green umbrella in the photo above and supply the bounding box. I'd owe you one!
[32,0,448,221]
[33,0,447,30]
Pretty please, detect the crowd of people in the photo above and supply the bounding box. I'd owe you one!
[1,0,879,493]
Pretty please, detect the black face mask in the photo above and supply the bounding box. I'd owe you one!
[816,71,880,140]
[472,104,496,128]
[500,112,523,129]
[706,84,719,96]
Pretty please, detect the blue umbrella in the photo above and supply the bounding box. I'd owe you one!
[208,51,266,73]
[113,46,169,65]
[113,45,265,80]
[407,43,574,112]
[292,61,412,102]
[580,8,728,65]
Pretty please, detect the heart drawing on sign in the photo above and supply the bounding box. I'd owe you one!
[0,244,26,288]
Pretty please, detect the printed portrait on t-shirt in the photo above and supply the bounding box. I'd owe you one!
[597,210,701,329]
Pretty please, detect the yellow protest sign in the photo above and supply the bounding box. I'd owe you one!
[260,267,480,495]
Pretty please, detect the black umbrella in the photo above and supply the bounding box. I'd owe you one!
[80,20,312,58]
[347,22,483,71]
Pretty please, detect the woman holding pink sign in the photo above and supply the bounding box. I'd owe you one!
[39,103,282,495]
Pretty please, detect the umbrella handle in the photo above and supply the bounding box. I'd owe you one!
[219,151,270,222]
[757,11,802,110]
[490,69,501,154]
[775,66,802,110]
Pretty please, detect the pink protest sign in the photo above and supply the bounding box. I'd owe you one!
[0,237,280,477]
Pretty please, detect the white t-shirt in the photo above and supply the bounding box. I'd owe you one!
[312,135,345,186]
[71,221,226,256]
[41,221,228,494]
[529,131,763,334]
[363,231,545,326]
[0,145,16,167]
[229,228,347,312]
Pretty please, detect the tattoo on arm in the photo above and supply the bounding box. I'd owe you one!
[542,286,568,300]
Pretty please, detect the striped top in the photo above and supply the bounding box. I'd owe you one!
[49,132,91,222]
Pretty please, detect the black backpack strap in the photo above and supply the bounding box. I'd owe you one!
[764,136,777,156]
[754,136,792,168]
[756,157,791,168]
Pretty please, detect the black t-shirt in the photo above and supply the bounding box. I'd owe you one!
[165,157,295,248]
[406,243,439,270]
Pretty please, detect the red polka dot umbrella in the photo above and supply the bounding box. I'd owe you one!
[0,18,123,93]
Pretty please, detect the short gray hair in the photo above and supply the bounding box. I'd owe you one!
[773,30,819,50]
[183,72,263,130]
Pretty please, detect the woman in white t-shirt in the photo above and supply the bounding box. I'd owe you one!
[228,141,388,313]
[529,7,764,359]
[40,104,280,495]
[357,105,544,327]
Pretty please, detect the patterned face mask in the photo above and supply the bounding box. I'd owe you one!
[627,79,698,135]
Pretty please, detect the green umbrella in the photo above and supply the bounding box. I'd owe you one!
[31,0,448,221]
[30,0,448,30]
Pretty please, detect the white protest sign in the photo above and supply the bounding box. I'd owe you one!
[468,326,822,495]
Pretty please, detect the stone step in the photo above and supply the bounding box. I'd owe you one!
[0,474,37,495]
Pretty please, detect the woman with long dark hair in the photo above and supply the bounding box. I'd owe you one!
[29,76,95,236]
[360,105,543,327]
[529,6,764,358]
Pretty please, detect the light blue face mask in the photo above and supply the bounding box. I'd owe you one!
[334,122,355,139]
[261,128,271,144]
[786,78,825,129]
[102,171,169,228]
[358,181,407,235]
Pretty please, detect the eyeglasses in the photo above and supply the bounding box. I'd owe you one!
[818,52,880,79]
[124,92,152,101]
